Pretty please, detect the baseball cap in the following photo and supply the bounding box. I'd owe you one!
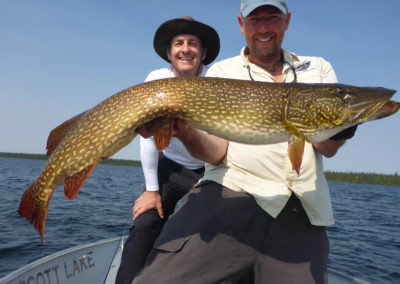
[240,0,288,17]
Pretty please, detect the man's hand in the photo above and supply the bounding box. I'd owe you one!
[136,124,152,138]
[133,191,164,219]
[313,139,346,158]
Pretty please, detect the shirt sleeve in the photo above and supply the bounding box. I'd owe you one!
[140,136,160,191]
[138,68,173,191]
[144,70,161,82]
[205,63,222,78]
[319,58,338,84]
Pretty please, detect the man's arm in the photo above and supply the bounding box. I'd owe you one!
[313,125,358,157]
[133,134,164,219]
[131,70,170,220]
[133,120,226,218]
[173,119,228,166]
[136,119,228,166]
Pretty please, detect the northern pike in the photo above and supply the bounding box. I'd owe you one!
[18,77,399,241]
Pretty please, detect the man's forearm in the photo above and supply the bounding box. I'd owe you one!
[175,123,228,166]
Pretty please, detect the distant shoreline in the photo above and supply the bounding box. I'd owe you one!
[1,152,399,187]
[0,152,142,167]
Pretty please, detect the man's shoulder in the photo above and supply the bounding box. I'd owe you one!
[206,55,244,78]
[145,67,172,82]
[288,52,337,83]
[211,55,242,68]
[292,53,332,69]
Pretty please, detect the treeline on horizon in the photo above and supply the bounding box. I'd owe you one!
[1,152,399,187]
[0,152,142,167]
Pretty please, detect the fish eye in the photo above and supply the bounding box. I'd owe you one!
[336,88,355,104]
[343,94,353,101]
[336,88,346,96]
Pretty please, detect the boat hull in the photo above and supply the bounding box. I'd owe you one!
[0,237,122,284]
[0,237,368,284]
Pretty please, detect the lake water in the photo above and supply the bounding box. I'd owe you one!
[0,157,399,283]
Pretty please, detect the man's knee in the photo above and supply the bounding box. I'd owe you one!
[134,209,165,232]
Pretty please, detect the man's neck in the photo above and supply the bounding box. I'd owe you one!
[172,65,203,77]
[246,50,284,82]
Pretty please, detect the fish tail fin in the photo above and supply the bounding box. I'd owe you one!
[18,182,49,242]
[64,164,97,200]
[145,116,174,151]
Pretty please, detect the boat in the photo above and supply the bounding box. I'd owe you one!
[0,237,369,284]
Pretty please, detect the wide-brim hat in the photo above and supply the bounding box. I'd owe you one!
[153,17,220,65]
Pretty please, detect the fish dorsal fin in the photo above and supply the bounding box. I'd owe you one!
[64,164,97,200]
[288,135,305,175]
[46,111,87,156]
[145,116,174,151]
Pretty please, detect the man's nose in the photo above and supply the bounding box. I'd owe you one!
[181,42,191,52]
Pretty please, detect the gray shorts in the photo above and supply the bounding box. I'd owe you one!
[132,181,329,284]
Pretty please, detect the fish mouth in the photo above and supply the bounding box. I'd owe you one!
[348,100,399,122]
[346,88,398,122]
[369,101,400,120]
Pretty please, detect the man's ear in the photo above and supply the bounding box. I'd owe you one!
[202,49,207,61]
[167,48,172,61]
[238,15,245,35]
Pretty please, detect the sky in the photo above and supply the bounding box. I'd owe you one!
[1,0,399,174]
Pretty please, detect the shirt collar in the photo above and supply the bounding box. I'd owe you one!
[240,47,308,82]
[240,47,302,67]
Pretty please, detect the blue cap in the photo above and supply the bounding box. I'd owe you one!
[240,0,288,17]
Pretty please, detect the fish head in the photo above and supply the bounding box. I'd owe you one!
[285,84,398,142]
[332,85,398,123]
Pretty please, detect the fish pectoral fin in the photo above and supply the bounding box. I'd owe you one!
[288,135,305,175]
[46,111,88,156]
[64,164,97,200]
[145,116,174,151]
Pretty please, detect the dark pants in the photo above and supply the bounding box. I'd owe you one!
[115,154,204,284]
[133,182,330,284]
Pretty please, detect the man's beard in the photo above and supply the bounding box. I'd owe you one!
[252,43,280,60]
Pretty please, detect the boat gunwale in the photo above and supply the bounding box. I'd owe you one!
[0,237,122,283]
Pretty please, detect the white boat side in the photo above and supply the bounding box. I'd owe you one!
[0,237,369,284]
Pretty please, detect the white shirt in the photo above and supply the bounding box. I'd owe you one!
[140,66,207,191]
[202,48,337,226]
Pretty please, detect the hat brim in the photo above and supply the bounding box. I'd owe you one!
[241,2,287,17]
[153,18,220,65]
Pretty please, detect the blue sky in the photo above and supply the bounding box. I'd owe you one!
[1,0,399,174]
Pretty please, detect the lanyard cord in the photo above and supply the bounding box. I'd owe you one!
[246,60,298,83]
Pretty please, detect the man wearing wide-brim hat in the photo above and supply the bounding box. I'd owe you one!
[153,16,220,72]
[115,16,220,284]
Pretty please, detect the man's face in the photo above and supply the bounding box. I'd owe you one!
[239,5,290,60]
[167,34,206,77]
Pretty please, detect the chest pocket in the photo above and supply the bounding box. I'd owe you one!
[294,61,323,83]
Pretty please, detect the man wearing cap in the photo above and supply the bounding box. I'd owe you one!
[133,1,358,284]
[115,17,220,284]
